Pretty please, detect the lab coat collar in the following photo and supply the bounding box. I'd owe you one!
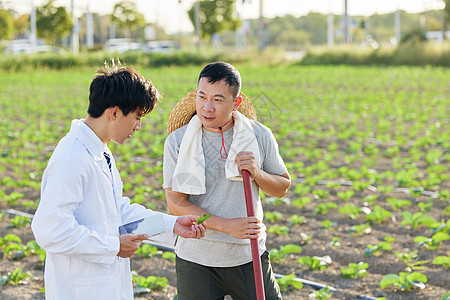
[70,119,112,179]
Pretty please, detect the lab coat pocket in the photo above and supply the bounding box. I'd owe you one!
[74,274,116,300]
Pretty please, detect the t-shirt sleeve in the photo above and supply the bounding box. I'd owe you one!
[163,131,180,189]
[257,123,288,176]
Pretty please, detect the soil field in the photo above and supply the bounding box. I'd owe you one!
[0,65,449,299]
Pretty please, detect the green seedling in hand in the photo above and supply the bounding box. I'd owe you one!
[197,214,211,224]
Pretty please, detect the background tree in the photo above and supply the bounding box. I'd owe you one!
[111,0,146,39]
[14,14,30,38]
[188,0,240,39]
[0,9,14,40]
[36,0,71,45]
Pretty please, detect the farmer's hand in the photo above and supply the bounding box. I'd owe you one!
[235,151,261,179]
[224,217,261,239]
[174,215,206,239]
[118,233,148,258]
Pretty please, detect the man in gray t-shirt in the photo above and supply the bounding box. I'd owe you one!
[163,62,291,300]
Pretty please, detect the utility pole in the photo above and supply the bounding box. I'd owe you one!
[343,0,348,43]
[194,0,201,47]
[30,0,37,46]
[258,0,264,51]
[86,3,94,49]
[327,0,334,47]
[395,10,401,44]
[70,0,79,54]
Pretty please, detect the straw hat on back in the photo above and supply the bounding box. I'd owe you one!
[167,89,257,135]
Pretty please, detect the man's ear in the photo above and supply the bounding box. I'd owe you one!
[109,106,119,120]
[233,97,242,111]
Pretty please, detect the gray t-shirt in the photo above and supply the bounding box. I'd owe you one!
[163,120,287,267]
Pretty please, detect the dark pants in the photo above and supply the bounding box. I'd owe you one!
[176,251,282,300]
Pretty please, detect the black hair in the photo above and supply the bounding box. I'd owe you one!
[198,61,241,99]
[87,61,160,118]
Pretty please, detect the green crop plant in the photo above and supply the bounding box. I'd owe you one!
[441,292,450,300]
[352,180,371,192]
[338,203,362,219]
[363,194,379,205]
[9,215,31,229]
[414,232,450,250]
[132,272,168,293]
[312,189,330,199]
[25,241,46,262]
[3,191,24,206]
[298,255,332,271]
[135,244,161,258]
[336,190,355,202]
[293,185,311,196]
[401,211,436,230]
[162,251,176,264]
[309,286,333,299]
[264,211,283,223]
[299,232,313,245]
[321,220,336,232]
[366,205,392,224]
[0,268,34,285]
[439,190,449,201]
[264,197,290,206]
[269,244,302,264]
[350,223,372,236]
[364,237,396,257]
[276,274,303,293]
[340,262,369,279]
[432,255,450,268]
[268,225,290,236]
[380,272,427,291]
[327,237,341,248]
[386,197,412,210]
[288,214,306,226]
[417,201,433,212]
[292,197,312,209]
[377,185,394,195]
[313,202,338,215]
[394,250,429,272]
[431,219,450,234]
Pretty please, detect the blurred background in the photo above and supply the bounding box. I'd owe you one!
[0,0,449,68]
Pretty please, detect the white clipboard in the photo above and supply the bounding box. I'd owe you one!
[131,214,166,237]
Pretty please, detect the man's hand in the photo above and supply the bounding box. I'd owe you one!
[223,217,261,239]
[235,151,261,179]
[118,233,149,258]
[174,215,207,238]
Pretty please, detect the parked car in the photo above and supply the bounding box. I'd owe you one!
[103,38,148,53]
[146,40,179,53]
[4,39,65,55]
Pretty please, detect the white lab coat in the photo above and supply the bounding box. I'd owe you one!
[31,120,177,300]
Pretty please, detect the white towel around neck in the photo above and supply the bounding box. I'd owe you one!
[172,111,260,195]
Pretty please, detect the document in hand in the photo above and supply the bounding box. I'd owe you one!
[124,214,166,237]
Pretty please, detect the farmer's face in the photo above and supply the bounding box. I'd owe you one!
[196,77,239,132]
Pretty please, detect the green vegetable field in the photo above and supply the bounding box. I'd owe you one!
[0,65,449,299]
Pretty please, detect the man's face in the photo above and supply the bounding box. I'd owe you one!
[111,108,143,144]
[196,77,237,132]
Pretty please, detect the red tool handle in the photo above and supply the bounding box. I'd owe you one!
[242,169,265,300]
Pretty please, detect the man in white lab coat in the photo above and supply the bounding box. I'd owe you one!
[31,61,206,300]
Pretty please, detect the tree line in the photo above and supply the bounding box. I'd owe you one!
[0,0,449,50]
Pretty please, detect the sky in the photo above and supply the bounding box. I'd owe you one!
[4,0,446,34]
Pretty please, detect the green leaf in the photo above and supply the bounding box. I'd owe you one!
[407,272,427,283]
[281,244,302,254]
[197,214,211,224]
[380,274,399,289]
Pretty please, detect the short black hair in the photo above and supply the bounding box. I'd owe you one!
[198,61,241,99]
[88,61,160,118]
